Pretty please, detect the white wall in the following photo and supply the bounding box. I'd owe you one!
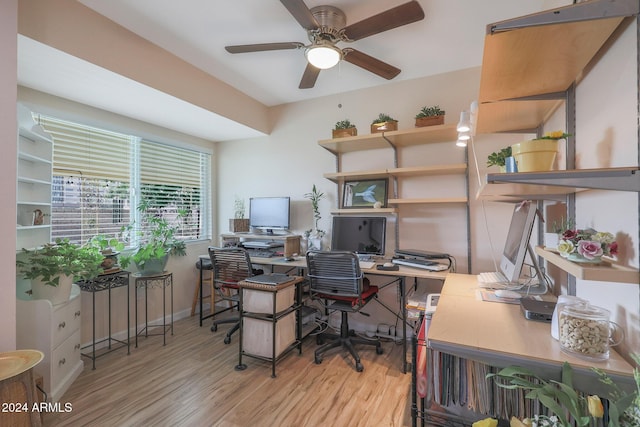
[1,0,18,352]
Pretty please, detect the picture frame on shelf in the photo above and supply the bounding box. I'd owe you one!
[342,179,388,209]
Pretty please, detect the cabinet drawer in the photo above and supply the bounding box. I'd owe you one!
[52,297,81,348]
[51,330,82,388]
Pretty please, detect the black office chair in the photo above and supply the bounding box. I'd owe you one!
[306,250,383,372]
[208,247,259,344]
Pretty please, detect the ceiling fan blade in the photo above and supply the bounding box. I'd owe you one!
[225,42,304,54]
[342,49,400,80]
[280,0,319,30]
[299,63,321,89]
[342,1,425,41]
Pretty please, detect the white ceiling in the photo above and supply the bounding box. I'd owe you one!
[17,0,552,141]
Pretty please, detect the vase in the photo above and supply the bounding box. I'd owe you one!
[511,139,559,172]
[563,252,603,264]
[308,232,323,251]
[332,128,357,138]
[415,115,444,127]
[136,254,169,275]
[31,273,73,305]
[370,121,398,133]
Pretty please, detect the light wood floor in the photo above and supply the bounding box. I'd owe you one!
[43,314,414,427]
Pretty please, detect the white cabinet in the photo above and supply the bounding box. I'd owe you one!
[16,104,53,250]
[16,285,84,402]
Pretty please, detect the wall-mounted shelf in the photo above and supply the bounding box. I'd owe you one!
[476,168,640,201]
[330,208,396,215]
[318,124,458,154]
[535,246,639,284]
[476,1,635,134]
[388,198,467,205]
[324,164,467,183]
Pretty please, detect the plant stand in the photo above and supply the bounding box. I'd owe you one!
[134,271,173,347]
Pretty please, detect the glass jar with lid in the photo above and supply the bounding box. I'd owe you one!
[558,303,624,361]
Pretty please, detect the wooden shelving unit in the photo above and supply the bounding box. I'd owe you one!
[535,246,639,284]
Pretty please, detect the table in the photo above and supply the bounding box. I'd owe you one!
[134,271,173,347]
[199,253,449,373]
[76,270,131,369]
[427,273,634,391]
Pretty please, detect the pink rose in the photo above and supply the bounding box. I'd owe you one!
[577,240,604,259]
[562,229,578,240]
[609,242,618,256]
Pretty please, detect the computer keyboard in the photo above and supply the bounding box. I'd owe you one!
[246,249,276,258]
[392,258,448,271]
[358,260,375,269]
[477,271,508,285]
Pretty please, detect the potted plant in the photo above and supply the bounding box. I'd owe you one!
[371,113,398,133]
[16,238,104,305]
[229,195,249,233]
[304,184,325,251]
[486,146,512,172]
[511,131,571,172]
[87,234,126,270]
[414,105,445,127]
[332,119,357,138]
[119,202,188,275]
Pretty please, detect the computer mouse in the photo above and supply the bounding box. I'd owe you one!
[494,289,522,299]
[383,262,395,268]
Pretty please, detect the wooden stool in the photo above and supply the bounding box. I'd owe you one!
[191,258,214,316]
[0,350,44,427]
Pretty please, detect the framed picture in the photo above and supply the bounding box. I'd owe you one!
[342,179,388,208]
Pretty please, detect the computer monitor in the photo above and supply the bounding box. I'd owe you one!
[499,200,537,283]
[331,216,386,256]
[249,197,290,234]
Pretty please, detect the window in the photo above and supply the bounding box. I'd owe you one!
[37,115,211,247]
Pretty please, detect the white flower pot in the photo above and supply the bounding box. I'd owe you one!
[31,273,73,305]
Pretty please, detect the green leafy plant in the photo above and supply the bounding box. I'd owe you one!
[233,195,246,219]
[119,202,188,272]
[17,238,104,286]
[88,234,125,254]
[334,119,355,130]
[488,357,640,427]
[415,105,445,119]
[372,113,397,124]
[486,146,512,167]
[304,184,325,237]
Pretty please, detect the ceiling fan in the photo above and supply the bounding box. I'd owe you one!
[225,0,425,89]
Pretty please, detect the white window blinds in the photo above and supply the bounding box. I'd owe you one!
[36,114,211,246]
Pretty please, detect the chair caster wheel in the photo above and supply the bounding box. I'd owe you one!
[376,346,383,355]
[356,362,364,372]
[211,324,218,332]
[223,336,231,344]
[314,356,322,364]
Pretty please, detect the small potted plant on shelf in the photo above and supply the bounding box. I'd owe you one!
[304,184,325,251]
[511,130,571,172]
[229,195,249,233]
[17,238,104,305]
[371,113,398,133]
[414,105,445,127]
[486,146,512,172]
[332,119,357,138]
[119,201,187,275]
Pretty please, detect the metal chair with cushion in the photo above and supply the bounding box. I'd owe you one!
[306,250,383,372]
[208,247,258,344]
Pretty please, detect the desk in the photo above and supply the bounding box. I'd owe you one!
[76,270,131,369]
[134,272,174,347]
[428,273,634,391]
[235,254,448,373]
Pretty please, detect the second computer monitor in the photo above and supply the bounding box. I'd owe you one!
[331,216,386,256]
[499,200,537,283]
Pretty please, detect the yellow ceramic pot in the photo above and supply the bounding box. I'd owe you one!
[511,139,559,172]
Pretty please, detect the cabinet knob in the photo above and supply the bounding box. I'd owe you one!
[58,321,66,329]
[75,310,81,317]
[58,358,66,366]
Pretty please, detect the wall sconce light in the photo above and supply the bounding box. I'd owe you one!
[305,43,342,69]
[457,111,471,132]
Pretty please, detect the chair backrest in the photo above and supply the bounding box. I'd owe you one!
[306,251,364,301]
[208,247,254,287]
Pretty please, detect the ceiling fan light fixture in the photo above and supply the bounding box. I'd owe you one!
[305,44,342,69]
